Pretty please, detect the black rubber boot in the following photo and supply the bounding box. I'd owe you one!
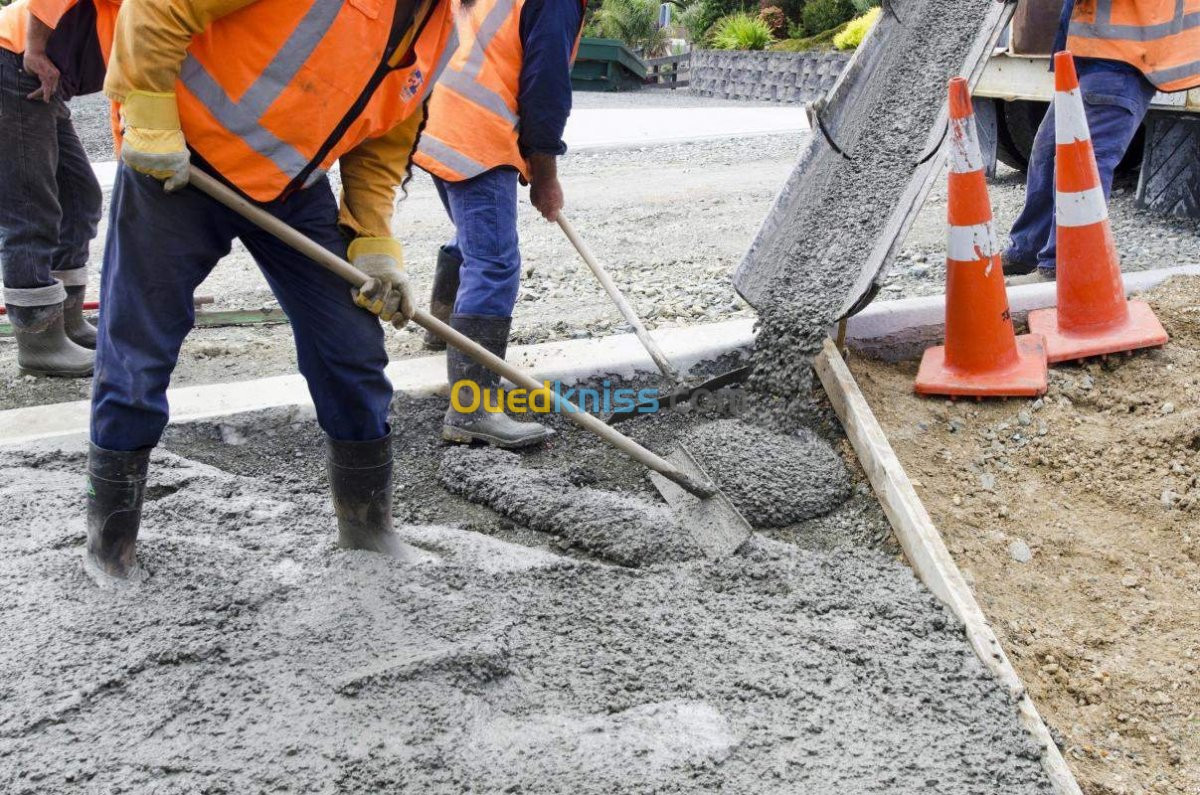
[327,432,423,561]
[1001,250,1038,277]
[442,315,555,449]
[84,444,151,584]
[6,302,94,377]
[423,246,463,351]
[62,285,98,349]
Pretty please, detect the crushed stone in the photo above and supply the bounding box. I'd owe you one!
[680,420,852,527]
[0,438,1052,794]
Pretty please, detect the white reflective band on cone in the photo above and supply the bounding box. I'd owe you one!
[1054,88,1092,145]
[948,116,985,174]
[1057,187,1109,227]
[947,222,1001,262]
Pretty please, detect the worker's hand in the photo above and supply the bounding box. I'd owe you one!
[22,50,59,102]
[349,238,414,329]
[528,153,564,222]
[119,91,191,192]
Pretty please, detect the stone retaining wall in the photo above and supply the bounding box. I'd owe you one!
[689,49,851,104]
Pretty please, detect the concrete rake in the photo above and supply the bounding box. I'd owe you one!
[189,167,752,558]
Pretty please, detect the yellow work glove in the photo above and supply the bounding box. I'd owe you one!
[120,91,191,192]
[349,238,414,329]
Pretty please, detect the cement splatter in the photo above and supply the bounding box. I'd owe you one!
[0,437,1052,794]
[745,0,998,401]
[438,446,701,566]
[681,419,852,527]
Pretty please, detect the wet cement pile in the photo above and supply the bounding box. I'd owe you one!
[438,446,701,566]
[745,0,996,401]
[681,420,852,527]
[0,437,1053,794]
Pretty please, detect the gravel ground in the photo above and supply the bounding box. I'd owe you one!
[4,91,1196,414]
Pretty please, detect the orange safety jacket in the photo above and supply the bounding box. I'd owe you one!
[0,0,120,98]
[171,0,456,203]
[413,0,584,183]
[1067,0,1200,92]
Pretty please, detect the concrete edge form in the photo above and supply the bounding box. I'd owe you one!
[813,339,1083,795]
[846,263,1200,361]
[0,319,756,446]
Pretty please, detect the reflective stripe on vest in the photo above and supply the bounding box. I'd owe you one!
[174,0,454,202]
[180,1,342,185]
[1068,0,1200,92]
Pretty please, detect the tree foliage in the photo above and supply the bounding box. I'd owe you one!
[593,0,672,56]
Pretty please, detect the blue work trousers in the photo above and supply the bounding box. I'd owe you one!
[434,168,521,318]
[90,166,392,451]
[0,48,101,291]
[1006,62,1158,273]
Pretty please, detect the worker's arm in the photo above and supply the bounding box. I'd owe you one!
[517,0,583,221]
[22,11,59,102]
[104,0,257,102]
[339,109,426,328]
[104,0,258,190]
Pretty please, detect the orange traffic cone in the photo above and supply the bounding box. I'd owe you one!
[915,78,1048,398]
[1026,52,1168,363]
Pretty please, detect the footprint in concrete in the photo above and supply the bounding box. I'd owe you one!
[681,420,852,527]
[438,447,702,567]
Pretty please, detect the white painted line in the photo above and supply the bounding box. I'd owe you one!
[0,319,755,447]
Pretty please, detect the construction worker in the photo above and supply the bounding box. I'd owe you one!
[84,0,455,583]
[0,0,121,377]
[1004,0,1200,283]
[413,0,584,449]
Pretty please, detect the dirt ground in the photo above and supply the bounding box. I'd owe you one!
[850,277,1200,795]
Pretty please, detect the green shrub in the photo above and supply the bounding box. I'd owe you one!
[769,21,848,51]
[593,0,671,55]
[800,0,856,36]
[710,12,774,50]
[833,6,879,49]
[759,5,787,37]
[851,0,881,11]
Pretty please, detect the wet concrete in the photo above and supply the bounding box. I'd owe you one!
[0,434,1052,793]
[438,446,701,567]
[681,420,852,527]
[746,0,997,401]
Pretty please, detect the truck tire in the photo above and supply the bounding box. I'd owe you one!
[1136,114,1200,219]
[994,100,1145,176]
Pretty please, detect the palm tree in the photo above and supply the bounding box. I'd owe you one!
[594,0,673,57]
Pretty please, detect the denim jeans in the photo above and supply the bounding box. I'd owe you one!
[433,167,521,318]
[0,48,102,296]
[1005,61,1158,273]
[91,165,393,451]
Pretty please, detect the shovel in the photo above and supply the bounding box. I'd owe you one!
[189,167,751,558]
[556,212,752,424]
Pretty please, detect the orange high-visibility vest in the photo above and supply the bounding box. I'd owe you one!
[0,0,120,79]
[414,0,583,183]
[175,0,456,202]
[1067,0,1200,92]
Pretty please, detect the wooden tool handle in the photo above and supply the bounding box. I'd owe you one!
[556,212,680,382]
[188,167,711,498]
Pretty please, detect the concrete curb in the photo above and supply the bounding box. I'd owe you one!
[845,264,1200,361]
[5,262,1196,446]
[0,319,755,446]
